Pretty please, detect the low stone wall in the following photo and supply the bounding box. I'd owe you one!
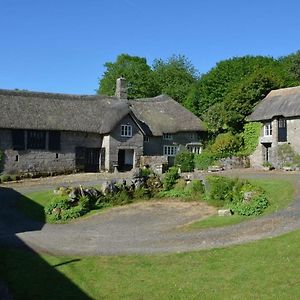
[140,155,168,174]
[219,156,250,170]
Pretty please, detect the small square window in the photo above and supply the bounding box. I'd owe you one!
[121,125,132,137]
[163,133,173,140]
[144,136,150,142]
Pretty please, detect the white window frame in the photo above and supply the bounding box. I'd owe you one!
[163,133,173,140]
[163,145,178,157]
[264,122,272,136]
[121,124,132,137]
[143,136,150,142]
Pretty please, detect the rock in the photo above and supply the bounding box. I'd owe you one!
[208,166,224,172]
[283,166,294,171]
[218,209,232,216]
[52,207,61,215]
[243,191,254,203]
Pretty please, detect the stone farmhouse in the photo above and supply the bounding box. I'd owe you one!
[248,86,300,167]
[0,78,206,175]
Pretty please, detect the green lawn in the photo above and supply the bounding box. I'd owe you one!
[1,228,300,299]
[189,178,294,229]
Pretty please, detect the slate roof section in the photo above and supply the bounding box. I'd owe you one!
[129,94,206,135]
[248,86,300,121]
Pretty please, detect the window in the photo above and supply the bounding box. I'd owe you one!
[49,131,61,151]
[27,130,46,149]
[163,133,173,140]
[264,123,272,136]
[121,125,132,137]
[278,118,287,142]
[187,145,202,154]
[144,136,150,142]
[189,133,198,141]
[12,130,25,150]
[163,145,178,157]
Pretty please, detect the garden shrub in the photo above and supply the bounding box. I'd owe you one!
[276,144,300,167]
[163,167,180,190]
[205,175,268,216]
[174,151,195,172]
[184,180,205,195]
[210,132,242,158]
[194,151,218,170]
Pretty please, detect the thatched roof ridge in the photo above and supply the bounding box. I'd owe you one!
[0,89,130,134]
[247,86,300,121]
[129,94,206,135]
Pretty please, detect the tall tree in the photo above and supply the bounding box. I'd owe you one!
[97,54,159,99]
[152,55,198,103]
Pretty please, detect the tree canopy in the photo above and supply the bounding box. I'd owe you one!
[97,51,300,135]
[97,54,159,99]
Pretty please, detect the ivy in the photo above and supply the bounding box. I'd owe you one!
[242,122,261,155]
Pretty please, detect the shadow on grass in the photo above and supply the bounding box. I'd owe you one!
[0,186,91,299]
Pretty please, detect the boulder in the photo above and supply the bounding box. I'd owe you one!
[218,209,232,216]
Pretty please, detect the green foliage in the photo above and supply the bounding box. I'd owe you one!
[210,132,242,157]
[97,54,159,99]
[174,151,195,172]
[152,55,198,103]
[205,176,268,216]
[194,151,218,170]
[163,167,180,190]
[184,180,205,195]
[230,194,268,216]
[242,122,261,155]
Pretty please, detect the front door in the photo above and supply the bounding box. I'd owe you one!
[75,147,100,172]
[85,148,100,172]
[262,143,272,162]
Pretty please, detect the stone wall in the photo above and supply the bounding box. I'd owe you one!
[0,129,102,175]
[140,155,168,174]
[220,156,250,169]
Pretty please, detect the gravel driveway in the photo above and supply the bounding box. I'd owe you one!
[1,170,300,255]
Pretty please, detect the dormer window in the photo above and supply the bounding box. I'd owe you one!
[264,122,272,136]
[163,133,173,140]
[121,125,132,137]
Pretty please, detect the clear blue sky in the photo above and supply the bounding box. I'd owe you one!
[1,0,300,94]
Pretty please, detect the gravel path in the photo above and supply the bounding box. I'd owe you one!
[1,170,300,256]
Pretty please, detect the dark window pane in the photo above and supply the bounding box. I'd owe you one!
[278,118,287,142]
[12,130,25,150]
[27,130,46,149]
[49,131,61,151]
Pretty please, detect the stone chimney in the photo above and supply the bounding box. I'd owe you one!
[115,77,127,99]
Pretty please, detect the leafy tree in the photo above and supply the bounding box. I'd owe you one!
[97,54,159,99]
[279,50,300,82]
[152,55,198,103]
[186,55,290,117]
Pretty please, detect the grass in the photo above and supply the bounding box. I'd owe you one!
[189,178,294,229]
[1,228,300,299]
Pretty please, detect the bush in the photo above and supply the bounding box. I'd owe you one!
[194,151,218,170]
[230,194,268,216]
[205,175,269,216]
[163,167,180,190]
[174,151,195,172]
[210,132,242,158]
[184,180,205,195]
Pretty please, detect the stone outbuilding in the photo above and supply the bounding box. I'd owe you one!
[247,86,300,168]
[0,78,206,175]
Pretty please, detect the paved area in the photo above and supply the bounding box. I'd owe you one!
[1,170,300,255]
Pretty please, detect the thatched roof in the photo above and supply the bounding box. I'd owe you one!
[0,89,205,135]
[0,89,130,134]
[129,94,206,135]
[248,86,300,121]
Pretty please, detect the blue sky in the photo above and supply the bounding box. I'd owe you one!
[1,0,300,94]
